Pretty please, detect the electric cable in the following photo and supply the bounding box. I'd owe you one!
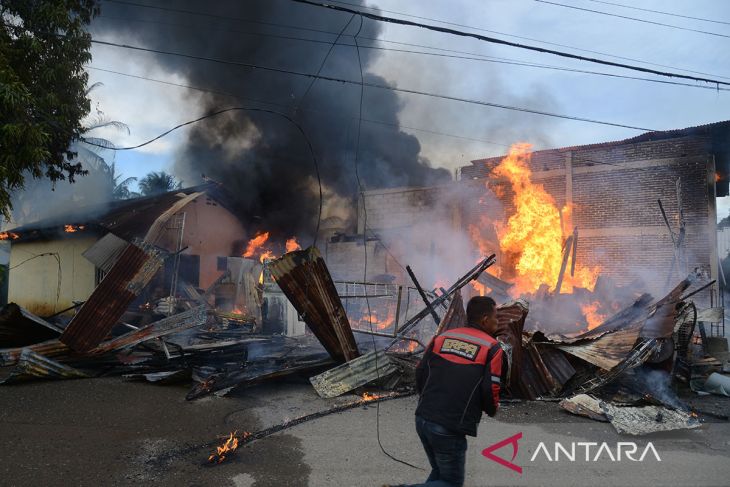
[91,13,730,91]
[351,14,424,472]
[99,0,730,80]
[80,107,323,249]
[289,0,729,87]
[84,37,657,131]
[583,0,730,26]
[533,0,730,38]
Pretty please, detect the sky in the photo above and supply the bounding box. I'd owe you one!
[84,0,730,219]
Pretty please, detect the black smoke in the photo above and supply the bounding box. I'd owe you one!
[92,0,450,240]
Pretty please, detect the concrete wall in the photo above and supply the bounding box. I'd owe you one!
[8,236,98,316]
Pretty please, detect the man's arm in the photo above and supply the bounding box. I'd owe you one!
[481,344,504,417]
[415,339,435,394]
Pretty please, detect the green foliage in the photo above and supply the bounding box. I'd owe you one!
[0,0,99,219]
[139,171,182,196]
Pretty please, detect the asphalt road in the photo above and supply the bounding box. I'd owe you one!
[1,377,729,487]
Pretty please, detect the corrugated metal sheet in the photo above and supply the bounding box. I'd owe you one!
[60,242,164,352]
[0,303,62,348]
[559,394,608,422]
[435,289,466,334]
[91,305,208,354]
[601,402,700,435]
[0,339,71,366]
[269,247,359,363]
[0,349,86,384]
[515,341,576,400]
[81,232,128,273]
[496,301,528,394]
[310,350,398,398]
[555,326,642,371]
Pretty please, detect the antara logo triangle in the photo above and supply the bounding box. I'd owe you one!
[481,432,523,474]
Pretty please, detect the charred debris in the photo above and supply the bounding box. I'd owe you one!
[1,193,728,439]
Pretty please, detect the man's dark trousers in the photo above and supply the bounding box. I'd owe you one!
[405,415,467,487]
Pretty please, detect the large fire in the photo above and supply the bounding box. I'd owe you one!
[581,301,607,331]
[244,233,301,263]
[472,143,600,297]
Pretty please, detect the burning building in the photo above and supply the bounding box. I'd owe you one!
[324,120,729,333]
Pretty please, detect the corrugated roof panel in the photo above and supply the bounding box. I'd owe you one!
[269,247,360,363]
[60,242,164,352]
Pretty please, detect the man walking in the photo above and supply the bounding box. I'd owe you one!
[403,296,505,487]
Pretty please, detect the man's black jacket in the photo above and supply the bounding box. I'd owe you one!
[415,326,504,437]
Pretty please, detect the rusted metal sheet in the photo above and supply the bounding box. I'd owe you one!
[0,303,63,348]
[269,247,359,362]
[60,242,164,352]
[496,300,528,394]
[0,349,87,384]
[91,306,208,354]
[555,326,642,371]
[514,340,575,400]
[641,278,691,338]
[310,350,398,398]
[435,289,466,335]
[0,339,71,366]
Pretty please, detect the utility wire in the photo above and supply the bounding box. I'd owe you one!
[99,0,730,81]
[86,65,509,147]
[326,0,730,81]
[534,0,730,38]
[92,14,728,91]
[87,37,655,131]
[583,0,730,26]
[290,0,729,87]
[349,14,424,471]
[85,65,642,171]
[80,107,323,248]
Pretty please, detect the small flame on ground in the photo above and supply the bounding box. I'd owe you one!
[208,431,250,464]
[243,232,270,258]
[285,237,301,253]
[64,224,85,233]
[361,392,384,402]
[0,231,19,240]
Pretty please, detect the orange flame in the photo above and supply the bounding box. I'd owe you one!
[285,237,301,253]
[716,172,722,183]
[0,231,19,240]
[362,392,384,402]
[351,309,395,331]
[474,143,600,296]
[243,232,270,258]
[581,301,606,330]
[259,250,274,263]
[208,431,250,464]
[64,224,85,233]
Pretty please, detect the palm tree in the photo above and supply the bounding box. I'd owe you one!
[139,171,182,196]
[109,162,139,200]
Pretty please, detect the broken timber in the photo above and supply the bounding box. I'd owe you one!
[268,247,360,362]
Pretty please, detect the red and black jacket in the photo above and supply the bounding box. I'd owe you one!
[415,326,504,437]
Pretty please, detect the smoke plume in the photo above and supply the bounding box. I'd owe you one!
[93,0,450,241]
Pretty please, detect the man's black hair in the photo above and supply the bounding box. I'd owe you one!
[466,296,496,324]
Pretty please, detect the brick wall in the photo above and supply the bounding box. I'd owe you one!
[348,132,719,303]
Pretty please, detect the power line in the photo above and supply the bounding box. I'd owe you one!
[86,65,510,148]
[87,37,656,131]
[534,0,730,38]
[81,107,323,247]
[583,0,730,26]
[92,14,728,91]
[100,0,730,81]
[326,0,730,81]
[289,0,729,88]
